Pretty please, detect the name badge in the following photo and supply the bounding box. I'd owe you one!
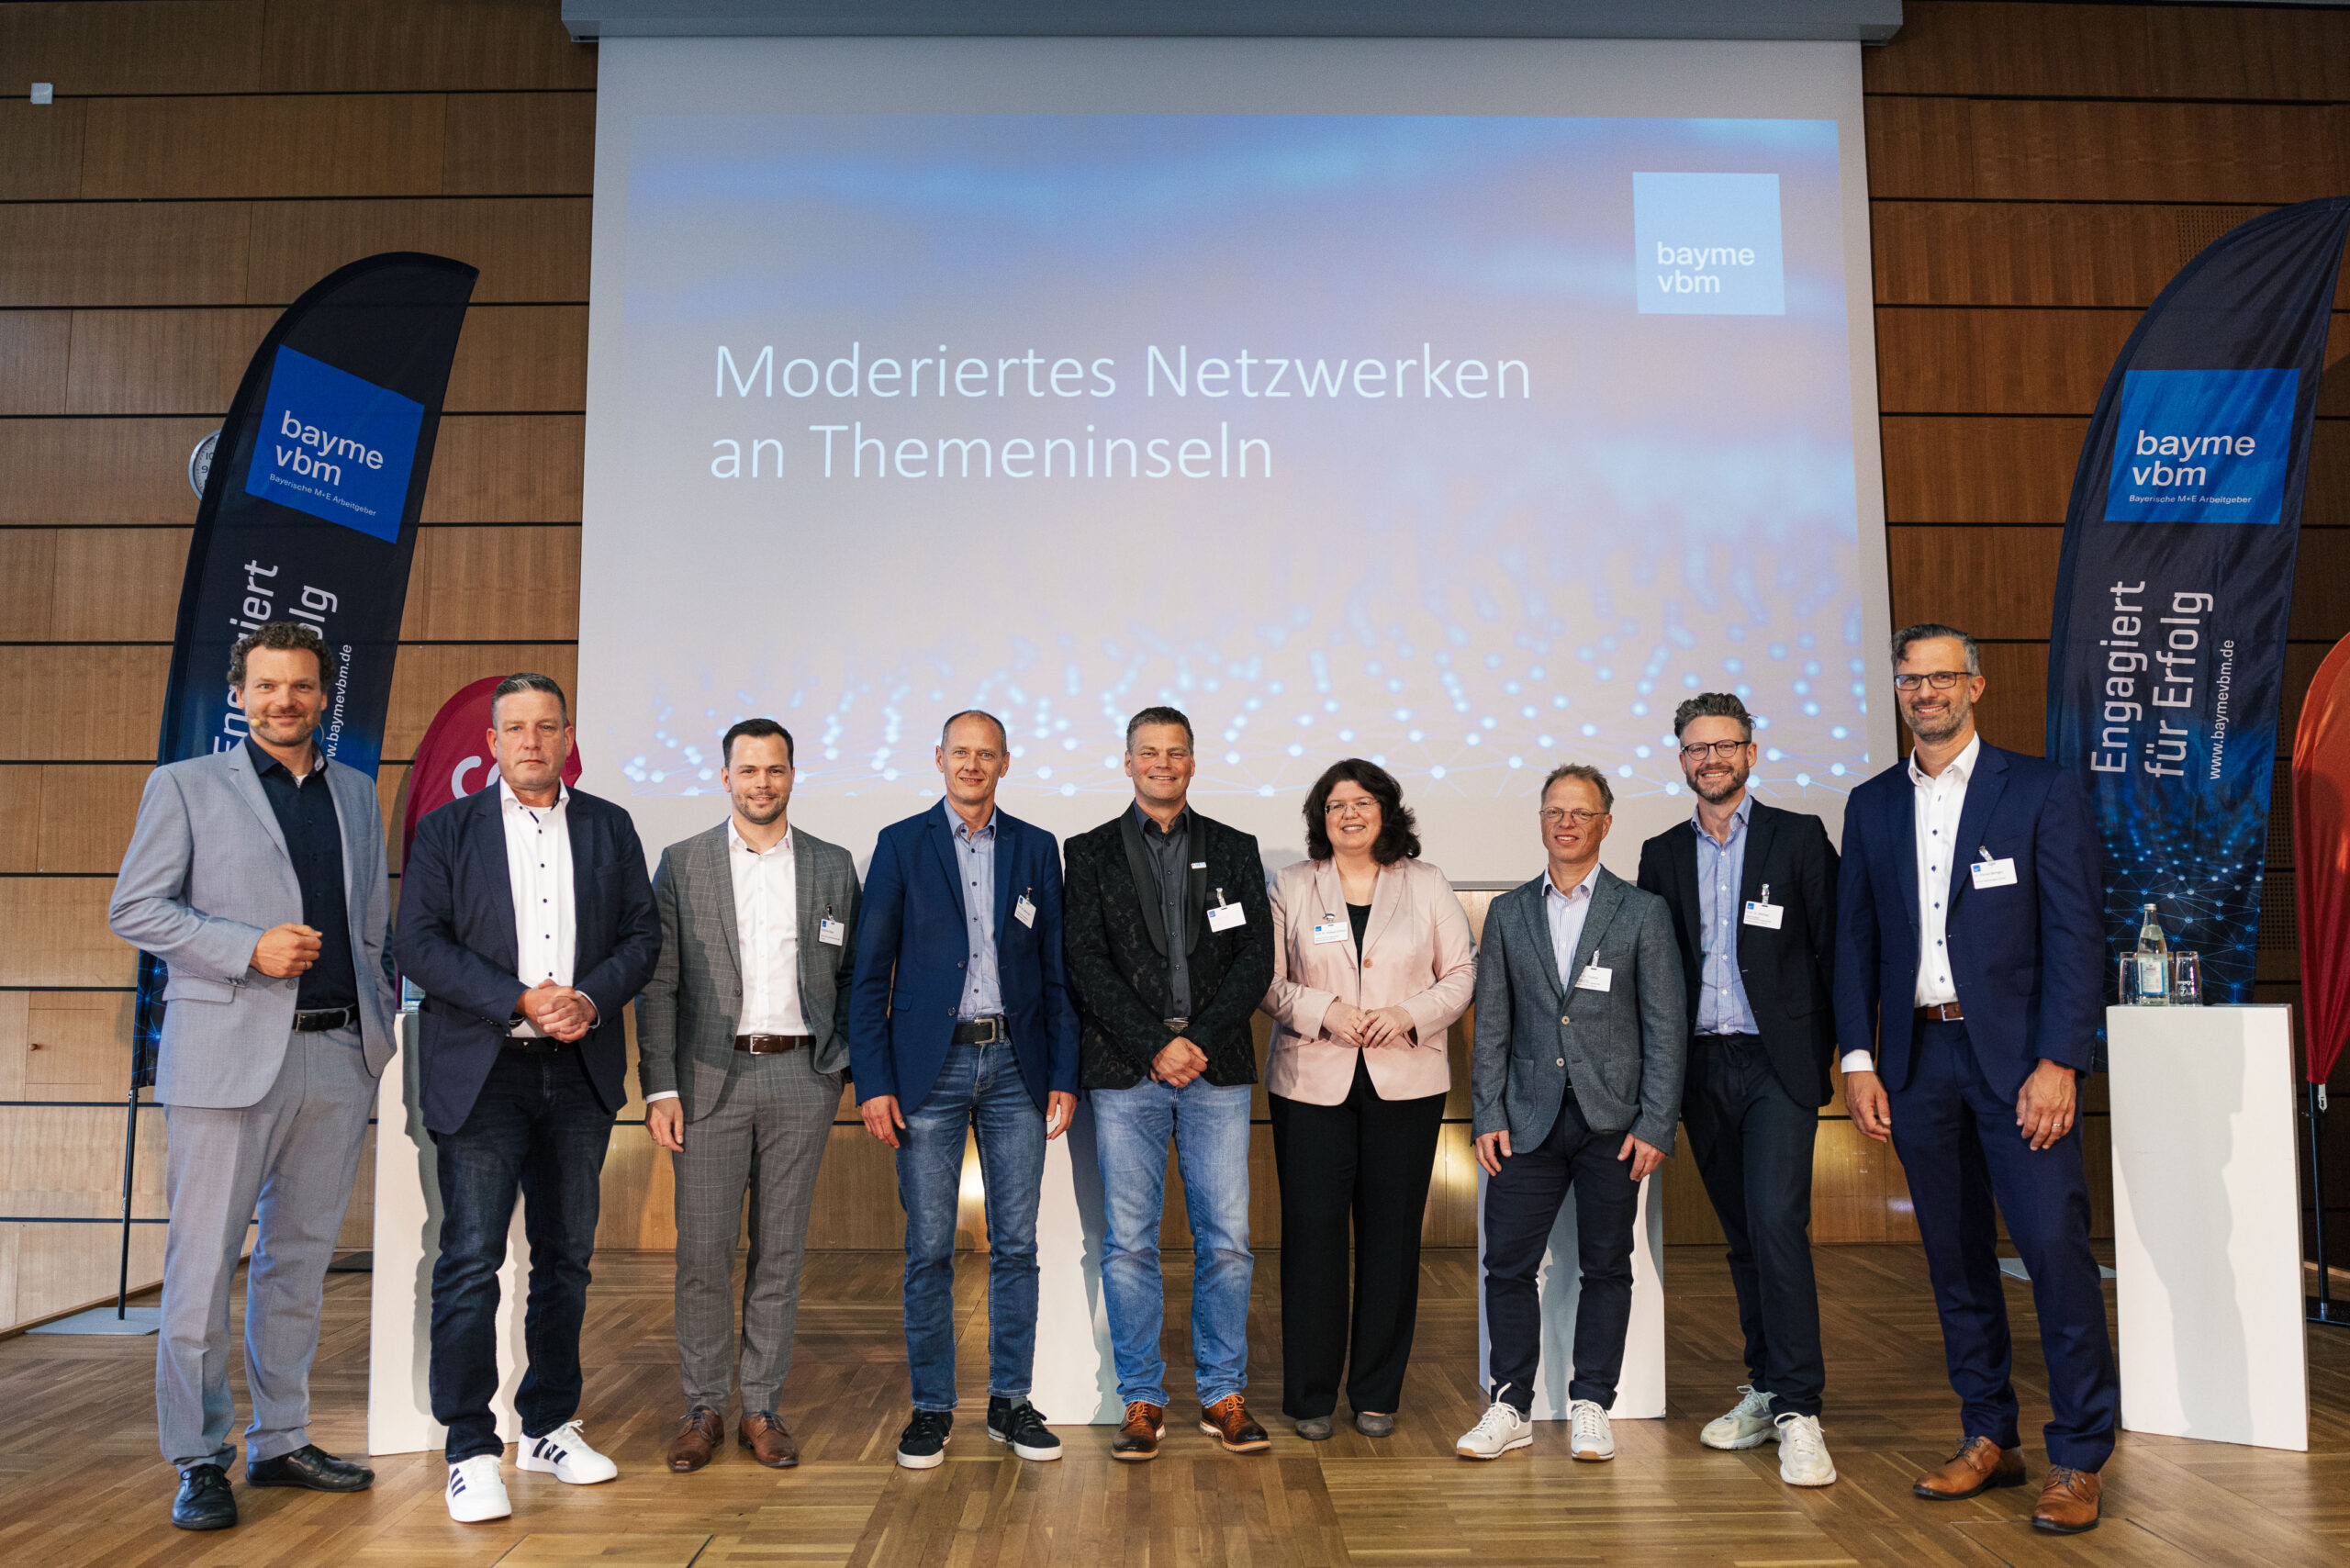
[1013,894,1037,929]
[817,917,846,946]
[1742,902,1785,929]
[1208,902,1248,934]
[1971,857,2018,890]
[1312,919,1349,946]
[1574,964,1612,993]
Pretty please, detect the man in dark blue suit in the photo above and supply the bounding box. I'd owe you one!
[848,710,1080,1471]
[397,674,660,1522]
[1835,625,2116,1535]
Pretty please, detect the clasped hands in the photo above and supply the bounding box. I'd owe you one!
[517,979,596,1043]
[1320,1000,1416,1051]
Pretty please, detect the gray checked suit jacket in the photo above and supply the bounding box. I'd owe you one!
[636,820,862,1120]
[1470,865,1687,1154]
[108,745,398,1109]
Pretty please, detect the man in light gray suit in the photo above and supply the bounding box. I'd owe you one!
[108,623,398,1531]
[1455,762,1686,1466]
[637,718,860,1473]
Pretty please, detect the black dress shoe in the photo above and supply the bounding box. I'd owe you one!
[173,1464,237,1530]
[247,1444,375,1492]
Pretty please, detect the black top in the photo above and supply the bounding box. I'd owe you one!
[1132,802,1193,1019]
[243,737,357,1011]
[1347,901,1371,959]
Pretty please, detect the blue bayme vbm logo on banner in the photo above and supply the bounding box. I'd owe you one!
[1632,171,1785,316]
[2103,367,2298,526]
[243,345,424,543]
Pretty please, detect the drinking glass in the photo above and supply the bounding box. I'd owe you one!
[2169,950,2202,1005]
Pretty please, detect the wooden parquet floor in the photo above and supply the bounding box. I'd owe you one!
[0,1245,2344,1566]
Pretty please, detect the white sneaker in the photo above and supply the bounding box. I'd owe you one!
[1700,1385,1777,1450]
[446,1455,510,1523]
[1569,1398,1615,1462]
[1454,1399,1534,1461]
[1775,1413,1838,1486]
[518,1419,619,1484]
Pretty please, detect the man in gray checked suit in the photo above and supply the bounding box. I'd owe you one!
[1454,762,1686,1466]
[637,718,860,1473]
[108,623,398,1532]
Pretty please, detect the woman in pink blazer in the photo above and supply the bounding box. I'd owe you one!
[1262,759,1475,1440]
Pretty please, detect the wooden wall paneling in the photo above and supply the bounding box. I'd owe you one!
[0,312,72,416]
[444,306,588,412]
[79,95,450,202]
[385,644,577,759]
[1887,524,2062,640]
[1866,0,2350,102]
[0,418,220,526]
[1959,642,2050,756]
[0,1,265,96]
[0,527,185,644]
[0,203,254,308]
[62,308,274,416]
[804,1127,904,1250]
[0,1103,162,1217]
[2313,422,2350,524]
[19,991,137,1101]
[1868,202,2317,308]
[259,0,595,95]
[0,98,87,202]
[246,198,593,306]
[1876,308,2138,416]
[6,1221,166,1330]
[442,95,598,197]
[0,992,27,1100]
[0,877,131,988]
[0,646,169,760]
[423,416,585,523]
[2293,529,2350,644]
[38,765,152,876]
[0,532,60,639]
[2280,643,2333,745]
[0,771,39,874]
[1880,416,2086,525]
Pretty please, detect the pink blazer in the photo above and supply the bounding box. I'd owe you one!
[1261,857,1477,1106]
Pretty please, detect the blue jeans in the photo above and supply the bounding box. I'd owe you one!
[898,1040,1046,1412]
[1092,1076,1254,1410]
[430,1047,614,1463]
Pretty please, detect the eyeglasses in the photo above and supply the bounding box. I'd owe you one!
[1539,808,1606,826]
[1892,671,1971,691]
[1324,799,1379,818]
[1677,740,1749,762]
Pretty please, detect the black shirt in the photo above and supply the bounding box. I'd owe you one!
[244,738,359,1011]
[1133,801,1192,1020]
[1347,901,1371,961]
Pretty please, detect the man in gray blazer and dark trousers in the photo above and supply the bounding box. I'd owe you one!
[109,623,398,1531]
[1456,763,1686,1466]
[637,719,860,1473]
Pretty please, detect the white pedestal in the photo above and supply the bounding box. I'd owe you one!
[368,1012,534,1456]
[1030,1100,1124,1424]
[1474,1167,1666,1419]
[2108,1003,2308,1451]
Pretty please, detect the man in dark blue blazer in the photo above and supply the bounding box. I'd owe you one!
[847,710,1080,1471]
[1834,625,2115,1536]
[396,674,660,1521]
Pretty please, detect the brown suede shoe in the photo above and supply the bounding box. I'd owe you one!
[1113,1401,1165,1462]
[1199,1394,1271,1454]
[1912,1436,2027,1499]
[667,1407,722,1473]
[739,1411,800,1469]
[2032,1466,2101,1533]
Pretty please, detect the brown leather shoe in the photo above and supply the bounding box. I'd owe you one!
[1199,1394,1271,1454]
[1113,1401,1165,1462]
[1912,1436,2027,1499]
[739,1411,800,1469]
[2032,1466,2101,1533]
[667,1407,722,1473]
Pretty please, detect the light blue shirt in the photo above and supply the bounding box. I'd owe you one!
[1693,794,1761,1036]
[949,810,1002,1022]
[1542,866,1600,992]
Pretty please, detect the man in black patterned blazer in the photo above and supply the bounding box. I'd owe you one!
[1062,706,1277,1462]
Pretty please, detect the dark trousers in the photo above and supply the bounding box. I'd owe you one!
[1480,1092,1640,1412]
[1268,1056,1447,1419]
[1682,1033,1825,1418]
[1890,1020,2117,1471]
[430,1047,615,1464]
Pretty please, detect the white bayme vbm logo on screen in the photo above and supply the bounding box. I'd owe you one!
[1632,172,1785,316]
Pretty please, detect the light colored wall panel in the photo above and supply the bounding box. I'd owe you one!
[0,646,168,760]
[0,877,132,988]
[402,526,582,643]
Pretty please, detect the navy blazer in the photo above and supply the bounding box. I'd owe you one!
[396,783,661,1135]
[846,800,1080,1115]
[1832,740,2104,1100]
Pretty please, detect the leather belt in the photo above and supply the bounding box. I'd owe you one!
[734,1033,809,1054]
[292,1007,356,1033]
[951,1016,1007,1046]
[502,1034,565,1054]
[1916,1002,1965,1022]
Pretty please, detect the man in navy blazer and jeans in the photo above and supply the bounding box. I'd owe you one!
[849,710,1080,1471]
[1835,625,2116,1535]
[397,674,660,1523]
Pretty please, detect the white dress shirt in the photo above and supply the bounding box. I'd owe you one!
[1542,863,1601,991]
[1841,731,1979,1074]
[501,778,576,1036]
[648,820,808,1106]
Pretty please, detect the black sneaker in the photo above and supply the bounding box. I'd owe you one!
[172,1463,237,1530]
[987,1396,1062,1462]
[896,1409,953,1470]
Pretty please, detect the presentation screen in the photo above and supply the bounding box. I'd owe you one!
[579,39,1891,879]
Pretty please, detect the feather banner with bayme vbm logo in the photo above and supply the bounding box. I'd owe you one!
[2046,197,2350,1004]
[131,252,476,1081]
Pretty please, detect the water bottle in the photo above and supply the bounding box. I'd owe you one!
[2132,902,2170,1005]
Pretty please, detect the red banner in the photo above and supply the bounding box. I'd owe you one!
[2292,633,2350,1084]
[401,676,582,868]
